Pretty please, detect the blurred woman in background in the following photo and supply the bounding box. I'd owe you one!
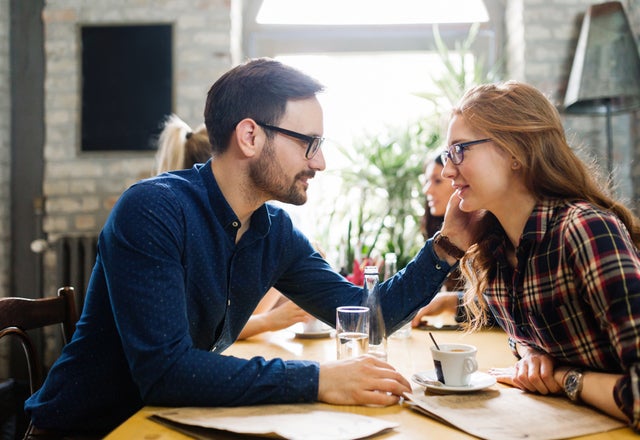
[411,153,465,327]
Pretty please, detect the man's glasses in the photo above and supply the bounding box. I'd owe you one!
[255,122,324,160]
[440,138,492,165]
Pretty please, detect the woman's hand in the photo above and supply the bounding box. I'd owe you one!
[490,352,628,423]
[440,193,487,251]
[411,291,460,327]
[262,300,312,330]
[490,347,562,395]
[238,299,310,340]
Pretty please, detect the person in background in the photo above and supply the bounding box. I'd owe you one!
[411,153,465,327]
[25,58,474,436]
[440,80,640,430]
[154,114,212,174]
[420,153,454,241]
[155,114,311,340]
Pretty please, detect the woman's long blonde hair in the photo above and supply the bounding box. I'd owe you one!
[155,114,212,174]
[455,81,640,330]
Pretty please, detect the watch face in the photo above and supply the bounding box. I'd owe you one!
[564,370,583,401]
[566,374,578,390]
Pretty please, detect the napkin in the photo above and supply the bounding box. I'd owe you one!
[151,404,398,440]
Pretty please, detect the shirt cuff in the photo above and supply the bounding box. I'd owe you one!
[428,238,458,272]
[283,360,320,402]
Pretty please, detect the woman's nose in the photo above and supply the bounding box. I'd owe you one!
[441,159,457,179]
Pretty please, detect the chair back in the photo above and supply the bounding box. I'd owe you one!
[0,286,79,394]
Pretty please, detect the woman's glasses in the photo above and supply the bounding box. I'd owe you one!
[440,138,492,165]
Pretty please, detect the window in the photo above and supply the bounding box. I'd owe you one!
[243,0,496,145]
[80,24,173,152]
[242,1,499,263]
[256,0,489,25]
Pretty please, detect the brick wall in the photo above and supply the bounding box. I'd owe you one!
[0,0,10,377]
[40,0,238,295]
[627,1,640,211]
[506,0,640,211]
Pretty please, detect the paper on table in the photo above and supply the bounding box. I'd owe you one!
[404,387,625,440]
[151,404,398,440]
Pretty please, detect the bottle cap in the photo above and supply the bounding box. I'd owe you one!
[364,265,378,275]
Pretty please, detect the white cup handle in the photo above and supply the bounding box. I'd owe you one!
[463,357,478,374]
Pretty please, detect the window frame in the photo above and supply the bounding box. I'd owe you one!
[241,0,503,74]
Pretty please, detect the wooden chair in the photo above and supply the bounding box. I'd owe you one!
[0,286,79,439]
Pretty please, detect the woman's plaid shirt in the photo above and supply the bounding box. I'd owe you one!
[485,199,640,430]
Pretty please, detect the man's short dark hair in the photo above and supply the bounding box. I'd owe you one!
[204,58,324,156]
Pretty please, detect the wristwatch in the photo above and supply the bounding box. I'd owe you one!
[563,368,584,403]
[433,231,466,260]
[508,337,522,360]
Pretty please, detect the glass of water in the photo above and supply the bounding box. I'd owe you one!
[336,306,369,359]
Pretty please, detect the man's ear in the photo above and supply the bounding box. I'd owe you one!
[234,119,260,158]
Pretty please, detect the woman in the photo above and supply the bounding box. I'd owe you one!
[155,114,212,174]
[441,81,640,429]
[411,154,464,327]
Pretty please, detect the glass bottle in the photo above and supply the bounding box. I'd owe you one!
[362,265,387,361]
[383,252,397,281]
[385,252,412,339]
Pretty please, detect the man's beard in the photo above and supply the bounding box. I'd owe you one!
[248,138,313,206]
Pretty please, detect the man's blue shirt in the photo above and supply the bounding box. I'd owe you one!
[25,161,451,432]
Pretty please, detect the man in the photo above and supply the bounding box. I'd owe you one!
[25,58,469,436]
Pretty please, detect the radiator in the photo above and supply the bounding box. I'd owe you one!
[55,234,98,303]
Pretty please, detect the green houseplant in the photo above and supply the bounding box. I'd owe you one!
[330,23,500,277]
[331,122,440,272]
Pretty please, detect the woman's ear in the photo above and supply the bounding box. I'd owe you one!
[234,119,260,158]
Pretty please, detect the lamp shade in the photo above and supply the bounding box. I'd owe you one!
[564,1,640,114]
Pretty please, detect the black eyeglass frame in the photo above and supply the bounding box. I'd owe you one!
[255,121,324,160]
[441,138,492,165]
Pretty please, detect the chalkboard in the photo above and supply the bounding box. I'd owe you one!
[81,24,173,151]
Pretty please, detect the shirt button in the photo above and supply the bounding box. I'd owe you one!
[232,221,239,228]
[227,299,231,306]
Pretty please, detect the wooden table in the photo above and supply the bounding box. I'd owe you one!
[105,325,635,439]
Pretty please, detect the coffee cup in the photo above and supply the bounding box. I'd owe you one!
[430,343,478,387]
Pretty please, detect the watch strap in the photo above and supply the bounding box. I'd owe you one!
[508,337,522,360]
[433,231,466,260]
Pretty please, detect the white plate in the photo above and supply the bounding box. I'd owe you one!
[294,329,333,339]
[412,370,496,393]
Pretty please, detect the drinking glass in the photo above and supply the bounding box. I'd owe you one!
[336,306,369,359]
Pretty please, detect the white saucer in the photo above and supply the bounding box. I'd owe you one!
[294,329,333,339]
[412,370,496,393]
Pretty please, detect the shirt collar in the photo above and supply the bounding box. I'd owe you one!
[198,160,271,238]
[521,199,560,244]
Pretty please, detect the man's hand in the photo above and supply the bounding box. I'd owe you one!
[318,356,411,406]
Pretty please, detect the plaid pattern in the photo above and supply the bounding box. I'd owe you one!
[485,199,640,429]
